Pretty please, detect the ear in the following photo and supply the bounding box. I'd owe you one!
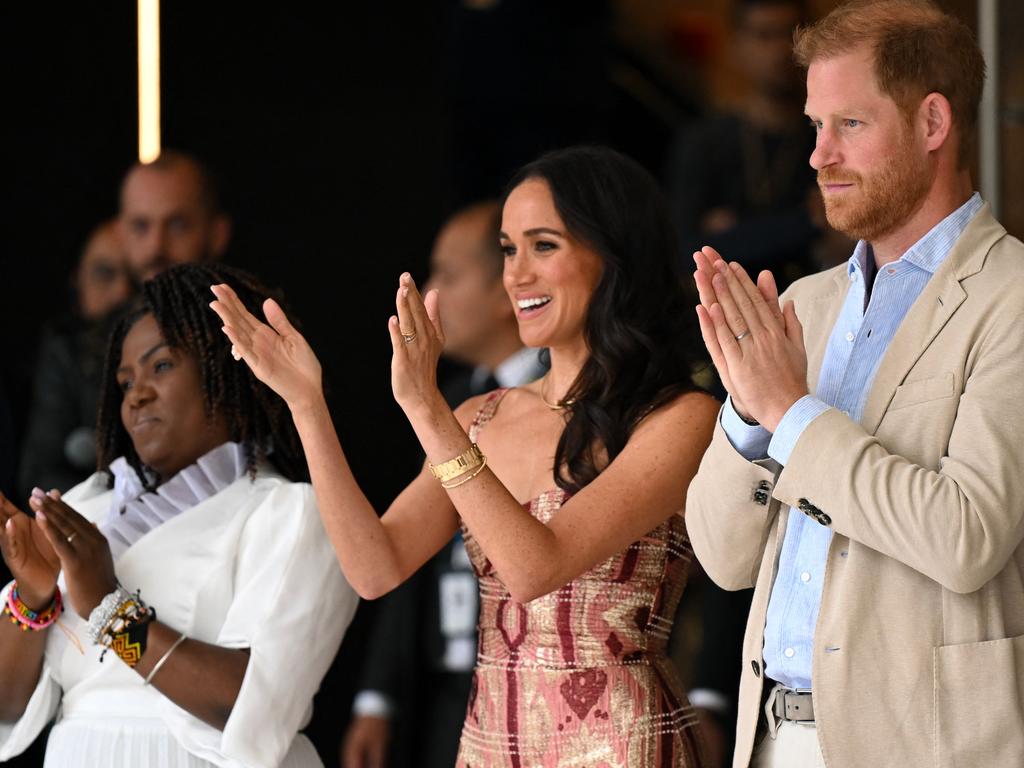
[920,92,953,154]
[209,215,232,259]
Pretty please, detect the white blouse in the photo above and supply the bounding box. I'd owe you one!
[0,466,358,768]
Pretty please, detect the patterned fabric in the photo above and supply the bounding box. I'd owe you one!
[456,390,705,768]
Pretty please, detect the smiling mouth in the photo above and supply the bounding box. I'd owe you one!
[516,296,552,317]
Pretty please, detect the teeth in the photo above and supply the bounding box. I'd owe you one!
[517,296,551,309]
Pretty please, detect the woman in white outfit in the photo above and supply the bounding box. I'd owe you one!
[0,264,356,768]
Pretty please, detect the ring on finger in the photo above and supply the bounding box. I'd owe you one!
[399,327,417,344]
[735,330,751,342]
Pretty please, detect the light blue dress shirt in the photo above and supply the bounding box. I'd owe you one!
[721,192,983,689]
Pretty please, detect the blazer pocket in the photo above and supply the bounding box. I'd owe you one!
[934,633,1024,768]
[888,372,956,412]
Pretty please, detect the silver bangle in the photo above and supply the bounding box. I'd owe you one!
[144,632,187,685]
[86,586,132,644]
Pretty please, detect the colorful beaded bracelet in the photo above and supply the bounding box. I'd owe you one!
[2,580,63,632]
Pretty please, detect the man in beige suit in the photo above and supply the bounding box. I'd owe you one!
[686,1,1024,767]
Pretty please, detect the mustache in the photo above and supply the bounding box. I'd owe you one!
[818,169,861,186]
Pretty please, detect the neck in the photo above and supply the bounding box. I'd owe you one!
[545,338,589,401]
[871,170,974,267]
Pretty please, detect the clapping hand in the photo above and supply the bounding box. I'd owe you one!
[692,246,809,432]
[210,284,324,413]
[29,490,117,618]
[388,273,445,418]
[0,491,60,610]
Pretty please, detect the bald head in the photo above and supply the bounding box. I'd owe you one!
[425,201,518,368]
[119,150,231,282]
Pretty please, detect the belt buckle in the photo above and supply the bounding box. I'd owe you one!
[784,687,814,725]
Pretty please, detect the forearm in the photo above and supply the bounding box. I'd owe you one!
[0,622,47,722]
[774,409,1024,593]
[133,621,249,731]
[686,421,779,590]
[290,398,399,598]
[408,397,562,603]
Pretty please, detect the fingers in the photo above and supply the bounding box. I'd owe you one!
[263,298,297,338]
[395,278,419,341]
[423,288,444,343]
[728,263,782,330]
[209,284,257,334]
[710,262,759,339]
[387,315,404,354]
[757,270,783,322]
[707,301,743,363]
[695,305,731,388]
[692,247,721,309]
[783,300,806,353]
[399,274,434,341]
[34,494,93,540]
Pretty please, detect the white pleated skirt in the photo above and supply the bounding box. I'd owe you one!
[44,717,324,768]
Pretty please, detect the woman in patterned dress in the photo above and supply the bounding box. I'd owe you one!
[211,146,720,767]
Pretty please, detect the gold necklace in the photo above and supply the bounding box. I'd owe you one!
[539,375,575,410]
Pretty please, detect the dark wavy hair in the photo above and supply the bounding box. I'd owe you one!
[504,145,707,495]
[96,263,307,488]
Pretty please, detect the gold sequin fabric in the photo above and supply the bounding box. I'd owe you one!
[455,390,705,768]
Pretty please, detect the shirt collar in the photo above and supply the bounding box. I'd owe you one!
[846,192,983,279]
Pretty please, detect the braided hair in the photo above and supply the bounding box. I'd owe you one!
[96,263,307,488]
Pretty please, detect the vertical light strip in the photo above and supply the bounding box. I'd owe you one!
[978,0,1000,216]
[138,0,161,163]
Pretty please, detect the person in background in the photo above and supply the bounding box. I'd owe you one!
[666,0,818,290]
[119,149,232,282]
[18,220,132,498]
[342,201,544,768]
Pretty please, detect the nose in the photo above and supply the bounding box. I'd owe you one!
[809,125,839,171]
[124,378,156,409]
[502,250,533,288]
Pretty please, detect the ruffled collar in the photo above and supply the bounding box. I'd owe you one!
[101,442,249,561]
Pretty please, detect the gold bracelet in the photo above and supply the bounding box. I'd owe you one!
[429,443,484,483]
[441,456,488,489]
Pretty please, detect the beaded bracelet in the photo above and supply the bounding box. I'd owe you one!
[2,580,63,632]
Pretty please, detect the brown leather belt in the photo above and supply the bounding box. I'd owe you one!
[771,687,815,723]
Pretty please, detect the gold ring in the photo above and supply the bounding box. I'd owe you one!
[402,332,417,344]
[735,330,751,342]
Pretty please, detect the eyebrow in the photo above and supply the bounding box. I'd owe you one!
[116,342,171,375]
[498,227,565,239]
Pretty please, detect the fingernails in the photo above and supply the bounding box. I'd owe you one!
[31,487,45,500]
[35,508,45,521]
[47,490,60,500]
[402,288,409,297]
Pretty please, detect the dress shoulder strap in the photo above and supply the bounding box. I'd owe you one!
[468,387,512,443]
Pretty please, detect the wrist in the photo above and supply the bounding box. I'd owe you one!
[289,393,329,422]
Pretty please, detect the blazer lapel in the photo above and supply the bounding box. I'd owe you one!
[860,205,1006,435]
[805,269,849,392]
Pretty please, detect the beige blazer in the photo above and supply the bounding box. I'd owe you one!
[686,205,1024,768]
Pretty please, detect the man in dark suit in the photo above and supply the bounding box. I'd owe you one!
[341,201,543,768]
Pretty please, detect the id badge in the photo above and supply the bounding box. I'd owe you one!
[440,572,477,636]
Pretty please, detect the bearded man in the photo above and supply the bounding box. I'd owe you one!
[685,1,1024,767]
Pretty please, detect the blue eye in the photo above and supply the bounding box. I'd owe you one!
[809,120,822,132]
[844,119,861,128]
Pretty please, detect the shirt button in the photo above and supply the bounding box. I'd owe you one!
[784,647,796,658]
[887,267,896,274]
[850,272,857,282]
[800,572,811,583]
[845,331,855,342]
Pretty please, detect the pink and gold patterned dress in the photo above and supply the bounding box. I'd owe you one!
[455,390,705,768]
